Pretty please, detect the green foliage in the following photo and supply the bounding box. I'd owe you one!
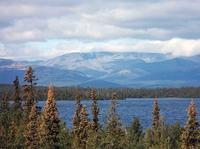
[12,76,22,125]
[58,121,72,149]
[86,89,101,149]
[167,123,182,149]
[4,85,200,101]
[128,117,144,149]
[103,93,128,149]
[86,127,101,149]
[12,76,22,112]
[72,93,82,149]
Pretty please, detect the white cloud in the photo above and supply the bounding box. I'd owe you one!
[0,0,200,59]
[3,38,200,60]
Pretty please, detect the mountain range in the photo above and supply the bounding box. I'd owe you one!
[1,52,200,88]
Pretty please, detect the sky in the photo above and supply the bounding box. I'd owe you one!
[0,0,200,60]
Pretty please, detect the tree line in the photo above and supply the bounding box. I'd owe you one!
[0,66,200,149]
[1,85,200,101]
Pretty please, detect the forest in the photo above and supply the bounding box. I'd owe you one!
[0,66,200,149]
[1,84,200,101]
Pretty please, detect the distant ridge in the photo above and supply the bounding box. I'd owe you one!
[0,52,200,87]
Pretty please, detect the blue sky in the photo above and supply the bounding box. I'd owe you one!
[0,0,200,60]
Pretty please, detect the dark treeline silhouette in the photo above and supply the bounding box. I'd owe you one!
[1,84,200,100]
[0,66,200,149]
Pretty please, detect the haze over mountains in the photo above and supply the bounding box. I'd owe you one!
[1,52,200,88]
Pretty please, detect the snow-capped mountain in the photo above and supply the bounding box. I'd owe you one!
[0,52,200,87]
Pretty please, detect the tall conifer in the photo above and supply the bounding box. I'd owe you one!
[104,93,127,149]
[181,100,200,149]
[24,103,39,149]
[79,105,90,149]
[72,92,82,149]
[128,117,144,148]
[0,92,10,148]
[91,89,99,131]
[86,89,100,149]
[13,76,22,124]
[23,66,37,119]
[8,121,18,149]
[40,85,60,149]
[152,97,160,130]
[13,76,22,111]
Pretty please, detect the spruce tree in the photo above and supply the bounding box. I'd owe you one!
[0,92,10,148]
[152,97,160,130]
[103,93,127,149]
[58,121,72,149]
[7,121,18,149]
[168,123,182,149]
[24,103,39,149]
[72,92,82,149]
[128,117,144,149]
[91,89,99,131]
[144,129,153,149]
[13,76,22,111]
[40,85,60,149]
[79,105,90,149]
[86,89,100,149]
[144,97,161,149]
[23,66,37,119]
[0,92,10,128]
[12,76,22,124]
[181,100,200,149]
[0,92,9,112]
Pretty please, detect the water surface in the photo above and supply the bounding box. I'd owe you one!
[38,98,200,129]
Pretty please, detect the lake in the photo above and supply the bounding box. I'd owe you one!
[38,98,200,129]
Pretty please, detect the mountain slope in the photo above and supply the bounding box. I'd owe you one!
[0,52,200,87]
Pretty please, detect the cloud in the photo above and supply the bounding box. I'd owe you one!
[2,38,200,60]
[0,0,200,59]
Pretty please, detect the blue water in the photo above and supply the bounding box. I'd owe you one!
[38,98,200,129]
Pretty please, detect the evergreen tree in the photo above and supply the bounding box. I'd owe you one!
[79,105,90,149]
[128,117,144,149]
[91,89,99,131]
[13,76,22,111]
[23,66,37,119]
[152,97,160,130]
[72,92,82,149]
[144,97,162,149]
[181,100,200,149]
[7,121,18,149]
[168,123,182,149]
[12,76,22,124]
[0,92,9,112]
[86,89,101,149]
[24,103,39,149]
[58,121,72,149]
[0,92,11,148]
[103,93,127,149]
[0,93,10,127]
[152,97,161,147]
[39,85,60,149]
[144,129,153,149]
